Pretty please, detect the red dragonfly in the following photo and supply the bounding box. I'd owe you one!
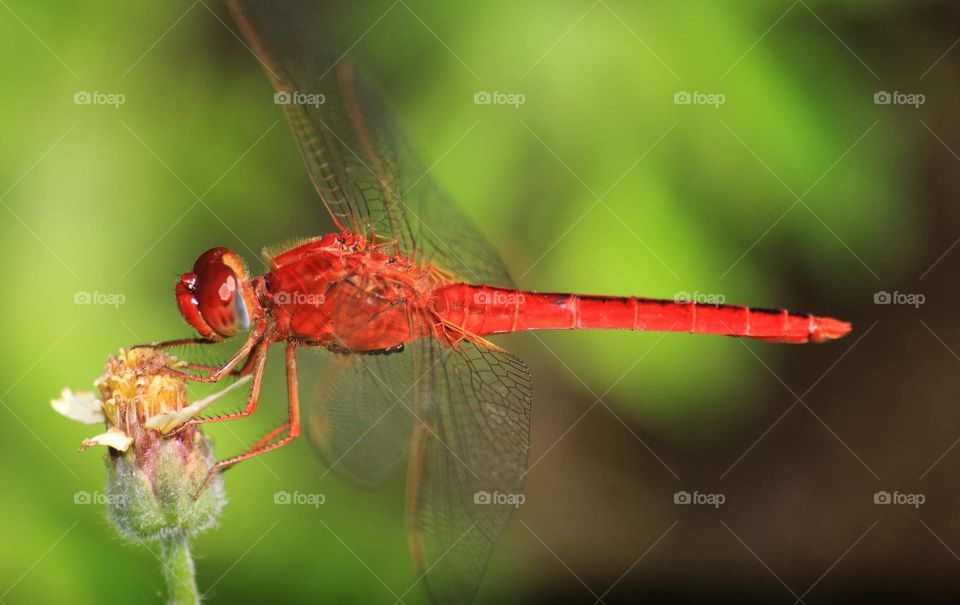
[155,1,851,602]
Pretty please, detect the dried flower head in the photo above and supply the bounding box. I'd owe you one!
[53,347,249,604]
[53,347,232,542]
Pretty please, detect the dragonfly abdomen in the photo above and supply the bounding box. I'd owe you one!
[433,284,850,344]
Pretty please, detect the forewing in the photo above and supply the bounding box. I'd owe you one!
[407,341,532,604]
[228,0,513,285]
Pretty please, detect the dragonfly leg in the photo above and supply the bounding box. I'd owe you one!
[164,323,268,384]
[131,336,256,380]
[132,337,217,350]
[182,342,261,378]
[183,361,246,376]
[182,338,271,428]
[193,342,301,499]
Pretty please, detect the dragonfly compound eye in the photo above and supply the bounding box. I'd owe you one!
[175,247,252,339]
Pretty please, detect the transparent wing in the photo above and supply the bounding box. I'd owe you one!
[408,340,532,604]
[307,337,532,604]
[307,351,413,486]
[228,0,513,286]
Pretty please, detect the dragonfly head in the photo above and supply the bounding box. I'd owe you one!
[176,247,259,340]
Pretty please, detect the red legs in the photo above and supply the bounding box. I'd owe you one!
[135,324,302,498]
[249,423,290,450]
[193,342,302,499]
[179,338,271,430]
[161,323,268,384]
[181,342,262,378]
[132,336,218,350]
[131,330,264,383]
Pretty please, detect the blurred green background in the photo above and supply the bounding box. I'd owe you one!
[2,0,960,603]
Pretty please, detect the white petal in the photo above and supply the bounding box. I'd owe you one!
[80,428,133,452]
[51,388,105,425]
[144,409,193,434]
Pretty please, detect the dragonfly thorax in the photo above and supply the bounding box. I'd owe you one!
[265,236,434,352]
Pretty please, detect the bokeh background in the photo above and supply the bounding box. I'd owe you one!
[2,0,959,603]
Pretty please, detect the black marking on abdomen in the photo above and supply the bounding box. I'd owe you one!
[750,307,787,315]
[327,343,405,356]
